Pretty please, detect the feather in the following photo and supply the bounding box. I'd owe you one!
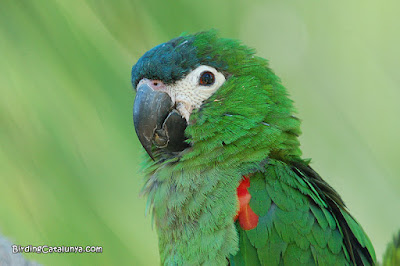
[230,159,375,265]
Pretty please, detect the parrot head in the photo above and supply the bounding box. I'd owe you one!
[132,30,301,163]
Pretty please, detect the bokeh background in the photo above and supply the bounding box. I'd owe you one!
[1,0,399,265]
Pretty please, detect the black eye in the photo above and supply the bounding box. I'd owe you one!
[199,71,215,86]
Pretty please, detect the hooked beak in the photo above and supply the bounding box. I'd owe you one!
[133,84,188,160]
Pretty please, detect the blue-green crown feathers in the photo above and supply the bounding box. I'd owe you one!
[131,32,228,88]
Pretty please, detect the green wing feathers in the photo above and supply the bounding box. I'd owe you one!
[229,159,376,265]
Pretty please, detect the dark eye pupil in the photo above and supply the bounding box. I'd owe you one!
[199,71,215,86]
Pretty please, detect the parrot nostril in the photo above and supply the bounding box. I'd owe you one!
[137,78,166,91]
[149,80,165,90]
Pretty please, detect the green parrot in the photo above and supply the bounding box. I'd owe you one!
[131,30,376,265]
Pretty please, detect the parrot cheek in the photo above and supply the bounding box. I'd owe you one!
[175,102,192,122]
[174,91,197,122]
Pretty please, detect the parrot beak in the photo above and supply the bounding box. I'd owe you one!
[133,84,189,160]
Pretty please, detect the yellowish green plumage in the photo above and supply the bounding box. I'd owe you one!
[132,30,376,265]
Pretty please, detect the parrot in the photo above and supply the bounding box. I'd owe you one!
[131,30,376,265]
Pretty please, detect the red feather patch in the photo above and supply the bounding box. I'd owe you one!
[234,175,259,230]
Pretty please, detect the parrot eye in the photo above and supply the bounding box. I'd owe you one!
[199,71,215,86]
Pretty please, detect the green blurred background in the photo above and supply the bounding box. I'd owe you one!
[0,0,399,265]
